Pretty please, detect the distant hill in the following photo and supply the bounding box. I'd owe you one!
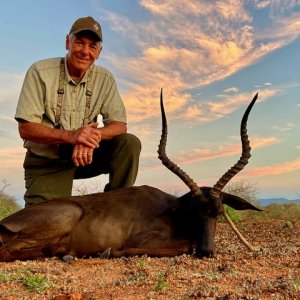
[258,198,300,207]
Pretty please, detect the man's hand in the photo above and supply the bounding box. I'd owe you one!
[70,123,101,149]
[72,144,94,166]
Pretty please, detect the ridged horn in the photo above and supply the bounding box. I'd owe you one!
[157,89,202,196]
[210,93,258,198]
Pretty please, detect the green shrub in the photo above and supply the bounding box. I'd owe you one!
[0,190,21,221]
[155,272,169,291]
[22,274,51,292]
[222,180,300,221]
[220,205,243,223]
[255,203,300,221]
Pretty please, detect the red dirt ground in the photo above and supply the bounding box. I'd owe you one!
[0,219,299,299]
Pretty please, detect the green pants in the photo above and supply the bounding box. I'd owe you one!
[23,133,141,206]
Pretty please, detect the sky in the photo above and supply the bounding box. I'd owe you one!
[0,0,299,206]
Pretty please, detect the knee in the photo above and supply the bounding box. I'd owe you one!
[115,133,141,154]
[126,133,141,152]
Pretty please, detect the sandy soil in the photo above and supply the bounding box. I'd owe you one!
[0,219,299,300]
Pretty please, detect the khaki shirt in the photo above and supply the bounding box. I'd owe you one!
[15,57,127,158]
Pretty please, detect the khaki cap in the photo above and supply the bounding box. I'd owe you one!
[69,16,103,41]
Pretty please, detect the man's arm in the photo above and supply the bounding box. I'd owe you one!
[97,121,127,140]
[18,121,102,149]
[19,120,127,166]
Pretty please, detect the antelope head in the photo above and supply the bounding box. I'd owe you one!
[158,90,261,257]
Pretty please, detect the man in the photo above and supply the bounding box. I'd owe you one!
[15,16,141,206]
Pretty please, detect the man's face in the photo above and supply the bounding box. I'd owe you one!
[66,31,102,78]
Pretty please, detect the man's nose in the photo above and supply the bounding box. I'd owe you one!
[81,45,89,54]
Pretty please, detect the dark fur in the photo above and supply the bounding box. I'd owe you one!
[0,185,260,261]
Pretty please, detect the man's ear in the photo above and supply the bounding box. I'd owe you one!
[65,34,70,50]
[96,45,102,60]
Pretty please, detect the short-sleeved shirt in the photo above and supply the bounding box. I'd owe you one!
[15,57,127,159]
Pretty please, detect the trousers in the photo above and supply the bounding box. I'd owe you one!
[23,133,141,205]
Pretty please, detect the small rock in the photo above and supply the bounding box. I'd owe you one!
[62,255,74,262]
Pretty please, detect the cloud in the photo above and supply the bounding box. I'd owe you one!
[0,72,24,104]
[107,1,300,82]
[244,157,300,177]
[95,0,300,127]
[272,122,297,132]
[124,85,283,144]
[175,87,279,123]
[174,136,279,165]
[140,0,251,22]
[103,3,255,88]
[0,114,15,124]
[223,87,239,93]
[0,62,27,153]
[140,135,279,171]
[0,147,25,199]
[254,0,272,9]
[0,72,24,124]
[0,148,25,169]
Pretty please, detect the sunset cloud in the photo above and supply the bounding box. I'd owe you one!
[172,87,279,123]
[244,157,300,177]
[0,148,25,169]
[97,0,300,128]
[140,135,279,171]
[174,136,279,165]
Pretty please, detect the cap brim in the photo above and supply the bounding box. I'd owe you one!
[71,28,102,41]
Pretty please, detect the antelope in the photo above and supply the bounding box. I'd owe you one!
[0,91,261,262]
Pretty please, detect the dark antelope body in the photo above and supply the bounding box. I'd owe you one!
[0,92,261,262]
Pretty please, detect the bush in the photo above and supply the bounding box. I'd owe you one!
[254,203,300,221]
[225,180,258,206]
[222,180,300,221]
[220,180,260,222]
[0,190,20,221]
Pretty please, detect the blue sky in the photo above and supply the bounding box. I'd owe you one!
[0,0,299,206]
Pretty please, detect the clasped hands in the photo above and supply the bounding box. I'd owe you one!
[70,122,101,167]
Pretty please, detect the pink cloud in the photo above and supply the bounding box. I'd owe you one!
[244,157,300,177]
[140,136,278,171]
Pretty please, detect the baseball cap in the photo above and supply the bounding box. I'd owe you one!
[69,16,103,42]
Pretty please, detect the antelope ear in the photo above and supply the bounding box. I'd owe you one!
[222,192,262,211]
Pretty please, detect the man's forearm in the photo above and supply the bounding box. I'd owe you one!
[18,120,126,148]
[98,121,127,140]
[18,121,72,144]
[18,121,102,149]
